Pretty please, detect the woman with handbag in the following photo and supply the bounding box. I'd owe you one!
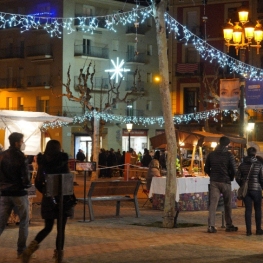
[236,147,263,236]
[22,140,75,263]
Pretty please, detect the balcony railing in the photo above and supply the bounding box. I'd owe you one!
[125,81,145,92]
[74,45,109,59]
[26,75,50,87]
[126,109,145,117]
[74,76,109,91]
[126,52,146,64]
[0,46,24,59]
[0,78,23,89]
[26,44,52,57]
[175,63,201,76]
[74,16,107,29]
[126,26,147,35]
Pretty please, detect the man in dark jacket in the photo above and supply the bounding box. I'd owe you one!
[204,136,238,233]
[76,149,85,162]
[0,132,31,258]
[141,149,152,167]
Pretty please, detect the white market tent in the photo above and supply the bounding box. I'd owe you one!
[0,110,72,155]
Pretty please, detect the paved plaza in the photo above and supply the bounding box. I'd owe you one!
[1,176,263,263]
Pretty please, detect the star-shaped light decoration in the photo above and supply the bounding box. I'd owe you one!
[105,57,130,83]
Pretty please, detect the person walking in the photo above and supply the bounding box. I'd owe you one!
[204,136,238,233]
[0,132,31,259]
[21,140,74,263]
[236,147,263,236]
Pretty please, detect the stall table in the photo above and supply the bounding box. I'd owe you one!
[149,176,239,211]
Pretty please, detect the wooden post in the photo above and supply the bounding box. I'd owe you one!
[124,152,131,181]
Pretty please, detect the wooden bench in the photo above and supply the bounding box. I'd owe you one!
[77,180,141,221]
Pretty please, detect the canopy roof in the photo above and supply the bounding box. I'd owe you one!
[0,110,72,155]
[150,130,246,149]
[0,110,72,125]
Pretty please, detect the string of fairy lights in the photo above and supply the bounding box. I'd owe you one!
[1,4,260,129]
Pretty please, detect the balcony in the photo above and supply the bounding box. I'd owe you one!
[125,81,145,93]
[74,16,108,30]
[0,46,24,60]
[175,63,201,76]
[126,25,147,35]
[126,52,146,65]
[26,44,53,62]
[0,77,24,90]
[26,75,51,89]
[74,76,109,92]
[74,45,109,60]
[125,109,145,117]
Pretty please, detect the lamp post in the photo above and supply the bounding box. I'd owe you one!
[223,7,263,158]
[126,123,133,151]
[246,118,255,146]
[223,7,263,55]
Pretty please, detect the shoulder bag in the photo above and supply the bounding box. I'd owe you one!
[237,164,254,200]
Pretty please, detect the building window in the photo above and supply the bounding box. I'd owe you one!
[83,38,90,55]
[184,88,198,114]
[147,73,152,83]
[183,7,200,36]
[146,100,152,111]
[185,46,198,63]
[126,100,133,116]
[112,40,119,51]
[147,44,152,56]
[112,98,118,109]
[83,5,93,16]
[147,17,152,27]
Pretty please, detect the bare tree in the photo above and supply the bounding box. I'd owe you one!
[54,61,144,180]
[153,0,177,228]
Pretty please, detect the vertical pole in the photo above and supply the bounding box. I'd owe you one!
[239,82,245,159]
[128,132,131,151]
[78,171,88,222]
[57,174,64,263]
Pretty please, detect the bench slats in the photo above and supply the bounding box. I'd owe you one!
[79,180,141,221]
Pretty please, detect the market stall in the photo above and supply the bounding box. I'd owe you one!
[0,110,72,155]
[150,130,246,176]
[149,176,239,211]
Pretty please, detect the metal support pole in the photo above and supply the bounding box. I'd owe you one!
[239,83,245,159]
[128,132,131,151]
[57,174,64,263]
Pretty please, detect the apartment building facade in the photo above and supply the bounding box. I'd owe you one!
[0,0,162,158]
[168,0,263,139]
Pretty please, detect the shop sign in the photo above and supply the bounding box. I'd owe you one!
[122,129,148,136]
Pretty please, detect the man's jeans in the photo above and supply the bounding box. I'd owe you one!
[0,195,29,254]
[208,181,232,227]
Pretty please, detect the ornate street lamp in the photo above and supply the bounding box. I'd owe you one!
[223,7,263,55]
[126,123,133,151]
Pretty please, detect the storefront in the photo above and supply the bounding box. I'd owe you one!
[122,129,148,153]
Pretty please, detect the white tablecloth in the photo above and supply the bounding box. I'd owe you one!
[149,177,239,202]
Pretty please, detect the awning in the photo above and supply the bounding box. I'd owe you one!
[0,110,72,155]
[150,130,246,149]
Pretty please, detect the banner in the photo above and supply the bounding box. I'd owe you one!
[246,80,263,109]
[220,79,240,110]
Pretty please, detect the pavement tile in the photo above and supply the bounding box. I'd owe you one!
[1,176,263,263]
